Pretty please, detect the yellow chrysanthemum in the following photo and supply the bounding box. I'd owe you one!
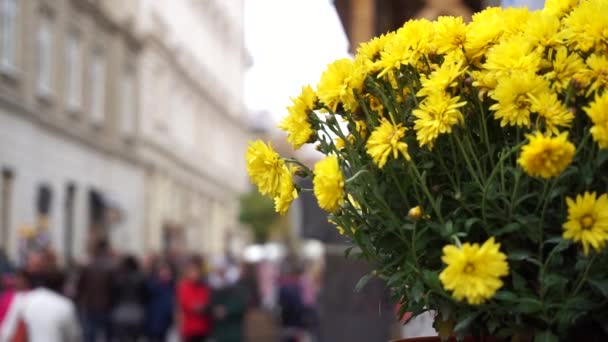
[377,19,434,77]
[517,132,575,179]
[489,72,547,127]
[545,46,586,92]
[530,91,574,135]
[279,85,317,150]
[246,140,285,197]
[584,54,608,96]
[355,33,394,74]
[433,16,467,55]
[484,35,542,77]
[417,56,466,98]
[563,192,608,255]
[439,237,509,305]
[544,0,579,17]
[366,119,411,168]
[585,92,608,149]
[313,155,345,213]
[273,167,298,215]
[471,70,498,99]
[562,0,608,53]
[500,7,531,38]
[522,11,562,48]
[317,58,365,113]
[465,7,505,63]
[413,93,466,149]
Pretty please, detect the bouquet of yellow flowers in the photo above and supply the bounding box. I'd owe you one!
[246,0,608,339]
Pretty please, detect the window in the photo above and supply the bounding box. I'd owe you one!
[0,0,18,73]
[90,51,106,125]
[36,15,53,97]
[65,32,82,111]
[64,183,75,265]
[120,68,135,136]
[0,169,14,252]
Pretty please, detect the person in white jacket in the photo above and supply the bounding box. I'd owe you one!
[0,271,81,342]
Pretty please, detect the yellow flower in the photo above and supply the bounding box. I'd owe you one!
[355,33,394,74]
[273,167,298,215]
[545,46,586,92]
[584,54,608,96]
[378,19,434,77]
[471,70,498,99]
[517,132,575,179]
[563,192,608,255]
[313,155,345,212]
[522,11,562,48]
[439,237,509,305]
[465,7,505,63]
[417,56,466,98]
[585,92,608,149]
[543,0,579,17]
[246,140,285,197]
[484,35,542,77]
[500,7,532,38]
[530,91,574,135]
[366,119,411,168]
[489,72,547,127]
[408,206,423,220]
[317,58,364,113]
[433,16,467,55]
[279,85,317,150]
[562,0,608,53]
[413,93,466,149]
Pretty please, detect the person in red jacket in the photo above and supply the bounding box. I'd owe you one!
[177,256,211,342]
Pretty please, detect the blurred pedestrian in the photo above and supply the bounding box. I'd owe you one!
[0,270,81,342]
[177,256,211,342]
[144,259,175,342]
[278,262,306,342]
[210,258,249,342]
[76,239,115,342]
[111,255,147,342]
[300,263,321,342]
[0,270,30,326]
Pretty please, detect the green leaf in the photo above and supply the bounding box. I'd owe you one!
[494,222,521,236]
[464,217,482,232]
[596,149,608,168]
[534,331,558,342]
[422,270,442,292]
[589,279,608,298]
[355,273,373,292]
[441,221,454,237]
[508,250,532,261]
[494,291,518,302]
[515,298,543,314]
[453,312,479,334]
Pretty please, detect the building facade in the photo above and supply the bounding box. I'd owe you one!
[0,0,144,262]
[135,0,249,257]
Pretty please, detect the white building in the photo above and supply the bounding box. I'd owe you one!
[135,0,250,256]
[0,0,144,262]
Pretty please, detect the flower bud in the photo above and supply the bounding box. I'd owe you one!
[408,206,423,220]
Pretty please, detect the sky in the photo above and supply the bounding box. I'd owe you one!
[244,0,350,129]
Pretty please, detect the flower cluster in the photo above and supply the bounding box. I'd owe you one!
[246,0,608,337]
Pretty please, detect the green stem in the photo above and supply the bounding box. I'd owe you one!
[410,163,444,224]
[453,134,485,190]
[573,254,597,296]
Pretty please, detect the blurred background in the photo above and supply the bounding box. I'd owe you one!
[0,0,504,341]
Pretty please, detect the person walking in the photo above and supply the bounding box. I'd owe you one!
[111,255,147,342]
[0,271,81,342]
[144,260,175,342]
[177,256,212,342]
[209,258,249,342]
[76,239,115,342]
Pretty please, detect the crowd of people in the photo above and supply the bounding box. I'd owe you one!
[0,240,322,342]
[0,239,259,342]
